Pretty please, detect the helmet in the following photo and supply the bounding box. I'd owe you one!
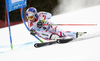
[26,7,37,20]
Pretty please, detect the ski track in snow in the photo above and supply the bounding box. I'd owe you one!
[0,41,38,54]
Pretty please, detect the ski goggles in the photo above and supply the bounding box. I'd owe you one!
[27,16,34,20]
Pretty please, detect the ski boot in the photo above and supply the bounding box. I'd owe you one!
[76,32,87,38]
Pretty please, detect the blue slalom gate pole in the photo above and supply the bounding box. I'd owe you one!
[21,2,44,43]
[5,0,13,49]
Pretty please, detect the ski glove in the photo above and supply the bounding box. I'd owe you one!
[37,20,46,28]
[30,29,36,35]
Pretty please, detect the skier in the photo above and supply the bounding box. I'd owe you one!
[26,7,86,41]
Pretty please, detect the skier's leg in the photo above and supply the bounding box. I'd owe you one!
[35,29,53,40]
[48,26,76,39]
[48,26,86,38]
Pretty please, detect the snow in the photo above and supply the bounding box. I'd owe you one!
[0,5,100,61]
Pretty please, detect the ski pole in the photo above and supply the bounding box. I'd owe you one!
[21,2,44,43]
[43,24,97,26]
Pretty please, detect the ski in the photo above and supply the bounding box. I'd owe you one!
[34,31,100,48]
[34,41,57,48]
[34,38,73,48]
[57,38,73,43]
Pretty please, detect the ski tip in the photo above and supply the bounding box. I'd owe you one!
[34,43,38,48]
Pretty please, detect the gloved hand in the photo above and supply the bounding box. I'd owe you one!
[30,29,36,35]
[37,20,45,28]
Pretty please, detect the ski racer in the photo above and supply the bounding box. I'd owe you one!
[26,7,86,41]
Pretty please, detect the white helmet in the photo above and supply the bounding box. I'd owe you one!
[26,7,37,20]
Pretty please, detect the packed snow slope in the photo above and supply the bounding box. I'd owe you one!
[0,5,100,61]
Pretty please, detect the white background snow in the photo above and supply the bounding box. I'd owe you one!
[0,1,100,61]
